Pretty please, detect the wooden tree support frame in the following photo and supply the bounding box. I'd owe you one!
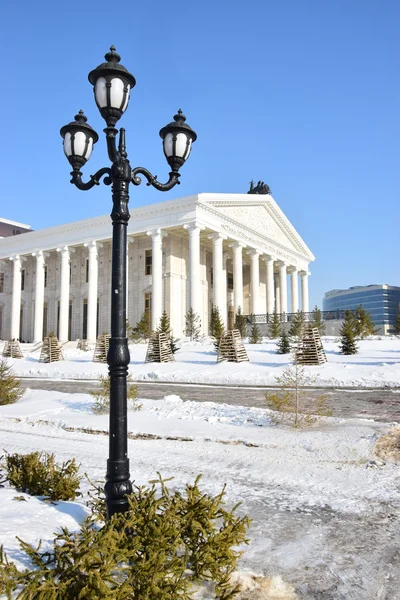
[93,334,110,363]
[2,340,23,359]
[295,326,327,365]
[145,332,175,363]
[217,329,249,363]
[39,336,64,363]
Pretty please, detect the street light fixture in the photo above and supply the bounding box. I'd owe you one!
[60,46,197,519]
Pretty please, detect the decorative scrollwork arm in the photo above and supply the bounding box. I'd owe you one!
[71,167,112,191]
[131,167,180,192]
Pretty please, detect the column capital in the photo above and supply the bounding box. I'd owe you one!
[183,222,205,233]
[229,241,246,250]
[57,245,75,255]
[32,250,50,259]
[246,248,261,258]
[287,265,299,274]
[84,240,102,250]
[208,232,227,242]
[126,236,134,246]
[276,260,288,268]
[299,270,311,277]
[9,255,27,263]
[261,253,276,263]
[146,228,168,239]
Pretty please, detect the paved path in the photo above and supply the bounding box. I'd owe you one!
[20,379,400,423]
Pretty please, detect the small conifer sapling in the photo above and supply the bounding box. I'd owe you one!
[339,310,358,355]
[184,308,201,341]
[310,305,326,335]
[268,312,281,339]
[276,330,291,354]
[234,307,247,339]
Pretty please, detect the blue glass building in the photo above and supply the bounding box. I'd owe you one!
[323,285,400,335]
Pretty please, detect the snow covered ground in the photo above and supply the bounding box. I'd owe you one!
[1,387,400,598]
[4,335,400,388]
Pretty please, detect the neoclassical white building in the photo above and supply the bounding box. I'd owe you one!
[0,193,314,342]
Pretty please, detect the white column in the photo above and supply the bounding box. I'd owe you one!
[274,274,281,314]
[264,255,275,315]
[147,229,165,331]
[32,251,46,343]
[84,241,99,342]
[278,261,288,316]
[222,252,228,325]
[184,223,204,322]
[210,233,226,321]
[290,267,299,314]
[9,256,22,340]
[249,250,261,315]
[57,246,72,342]
[231,242,245,313]
[300,270,310,313]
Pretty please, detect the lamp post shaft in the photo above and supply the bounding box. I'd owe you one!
[104,154,133,518]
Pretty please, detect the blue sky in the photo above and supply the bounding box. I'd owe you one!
[0,0,398,309]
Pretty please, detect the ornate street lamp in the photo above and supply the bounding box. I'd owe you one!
[60,46,197,518]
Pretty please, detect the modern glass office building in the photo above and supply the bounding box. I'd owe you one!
[323,285,400,335]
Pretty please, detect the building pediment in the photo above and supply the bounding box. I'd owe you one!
[197,194,314,262]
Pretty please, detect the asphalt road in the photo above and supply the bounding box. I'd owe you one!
[19,379,400,423]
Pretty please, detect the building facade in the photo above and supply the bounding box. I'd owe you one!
[0,193,314,342]
[323,285,400,335]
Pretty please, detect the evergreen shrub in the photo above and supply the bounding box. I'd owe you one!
[91,375,141,414]
[0,359,23,406]
[184,308,201,341]
[3,452,81,501]
[0,475,250,600]
[276,330,291,354]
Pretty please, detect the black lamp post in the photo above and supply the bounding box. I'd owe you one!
[60,46,197,518]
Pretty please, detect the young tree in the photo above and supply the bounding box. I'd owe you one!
[276,329,291,354]
[310,305,326,335]
[354,305,377,338]
[184,308,201,341]
[248,316,262,344]
[265,360,332,427]
[209,306,225,349]
[0,359,24,405]
[268,312,281,339]
[130,311,151,341]
[157,310,179,354]
[234,307,247,339]
[339,310,358,355]
[288,311,305,339]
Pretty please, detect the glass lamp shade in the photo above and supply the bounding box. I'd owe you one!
[88,46,136,127]
[159,110,197,172]
[60,111,99,171]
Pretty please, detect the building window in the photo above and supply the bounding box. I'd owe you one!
[144,292,152,322]
[227,273,234,291]
[85,259,89,283]
[210,268,213,286]
[145,250,152,275]
[69,263,72,284]
[82,300,88,339]
[0,305,3,339]
[21,269,25,291]
[43,302,48,338]
[69,301,72,340]
[44,265,48,288]
[0,272,4,293]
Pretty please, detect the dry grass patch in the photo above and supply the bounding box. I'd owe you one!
[375,427,400,462]
[232,573,297,600]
